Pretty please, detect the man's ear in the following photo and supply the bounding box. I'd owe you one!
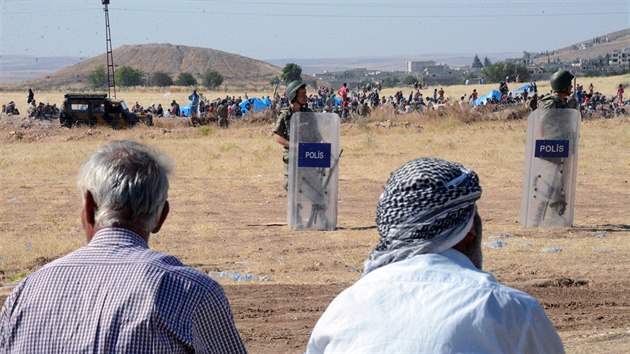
[151,200,169,234]
[454,225,477,254]
[82,190,97,242]
[453,213,482,255]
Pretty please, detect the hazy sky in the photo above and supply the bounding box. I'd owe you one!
[1,0,628,61]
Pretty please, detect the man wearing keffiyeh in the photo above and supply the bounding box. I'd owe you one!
[306,157,565,354]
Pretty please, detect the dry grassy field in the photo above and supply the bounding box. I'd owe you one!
[1,77,629,353]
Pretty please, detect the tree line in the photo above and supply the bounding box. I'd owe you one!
[88,66,224,88]
[89,60,538,91]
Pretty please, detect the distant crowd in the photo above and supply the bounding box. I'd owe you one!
[2,81,627,123]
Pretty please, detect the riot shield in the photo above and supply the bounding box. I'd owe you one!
[287,112,340,230]
[520,109,581,228]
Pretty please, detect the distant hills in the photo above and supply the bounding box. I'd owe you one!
[1,44,282,89]
[0,55,83,84]
[531,28,629,65]
[1,28,628,89]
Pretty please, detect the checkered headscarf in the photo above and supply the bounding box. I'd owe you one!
[363,158,482,276]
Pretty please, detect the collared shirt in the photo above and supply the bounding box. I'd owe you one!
[0,228,247,353]
[306,249,565,354]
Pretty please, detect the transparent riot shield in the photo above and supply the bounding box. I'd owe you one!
[287,112,340,230]
[520,109,581,228]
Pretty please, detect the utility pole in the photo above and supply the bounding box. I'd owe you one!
[103,0,116,99]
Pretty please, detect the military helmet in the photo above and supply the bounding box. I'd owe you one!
[286,80,306,103]
[550,70,574,92]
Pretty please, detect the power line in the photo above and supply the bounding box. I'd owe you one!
[110,8,628,19]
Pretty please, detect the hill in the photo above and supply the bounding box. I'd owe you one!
[272,28,630,74]
[531,28,630,65]
[6,44,283,90]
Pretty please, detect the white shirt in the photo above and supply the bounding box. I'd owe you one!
[306,249,564,354]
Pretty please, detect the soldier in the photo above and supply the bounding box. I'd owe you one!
[217,99,229,128]
[538,70,579,110]
[525,69,581,227]
[273,80,312,190]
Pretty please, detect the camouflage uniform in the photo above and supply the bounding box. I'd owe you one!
[538,94,579,110]
[217,103,228,128]
[273,105,313,190]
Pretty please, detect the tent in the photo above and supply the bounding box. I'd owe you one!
[239,98,271,117]
[473,90,501,106]
[511,83,535,96]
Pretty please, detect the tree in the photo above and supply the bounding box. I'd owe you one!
[483,56,492,67]
[481,62,530,83]
[402,75,418,85]
[281,63,302,83]
[381,76,399,88]
[203,69,224,89]
[472,54,483,69]
[150,72,173,87]
[176,72,197,86]
[88,66,106,88]
[115,66,144,87]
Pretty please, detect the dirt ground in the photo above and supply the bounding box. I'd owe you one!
[1,114,629,353]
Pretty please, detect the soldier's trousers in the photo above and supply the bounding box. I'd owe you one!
[282,151,289,191]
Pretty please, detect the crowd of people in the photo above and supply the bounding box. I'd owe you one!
[2,79,627,125]
[2,89,59,120]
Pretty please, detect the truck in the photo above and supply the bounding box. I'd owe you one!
[59,93,152,128]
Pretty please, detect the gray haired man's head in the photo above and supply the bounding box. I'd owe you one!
[363,157,483,275]
[77,140,172,233]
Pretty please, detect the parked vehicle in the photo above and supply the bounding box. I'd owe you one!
[59,93,152,128]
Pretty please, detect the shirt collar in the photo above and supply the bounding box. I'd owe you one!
[89,228,149,249]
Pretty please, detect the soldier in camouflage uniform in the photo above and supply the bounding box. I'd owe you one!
[533,69,580,222]
[217,100,229,128]
[273,80,312,190]
[538,70,579,110]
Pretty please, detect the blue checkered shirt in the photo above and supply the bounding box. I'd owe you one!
[0,228,247,353]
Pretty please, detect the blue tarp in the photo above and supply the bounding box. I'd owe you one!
[239,98,271,117]
[180,104,192,117]
[474,90,501,106]
[511,83,535,95]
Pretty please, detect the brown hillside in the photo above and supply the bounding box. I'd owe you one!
[19,43,283,90]
[532,28,630,65]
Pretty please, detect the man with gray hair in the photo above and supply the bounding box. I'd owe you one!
[306,157,564,353]
[0,140,246,353]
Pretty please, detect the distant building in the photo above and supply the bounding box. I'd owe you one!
[609,48,630,67]
[406,60,436,73]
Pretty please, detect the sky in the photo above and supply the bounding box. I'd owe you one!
[1,0,628,61]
